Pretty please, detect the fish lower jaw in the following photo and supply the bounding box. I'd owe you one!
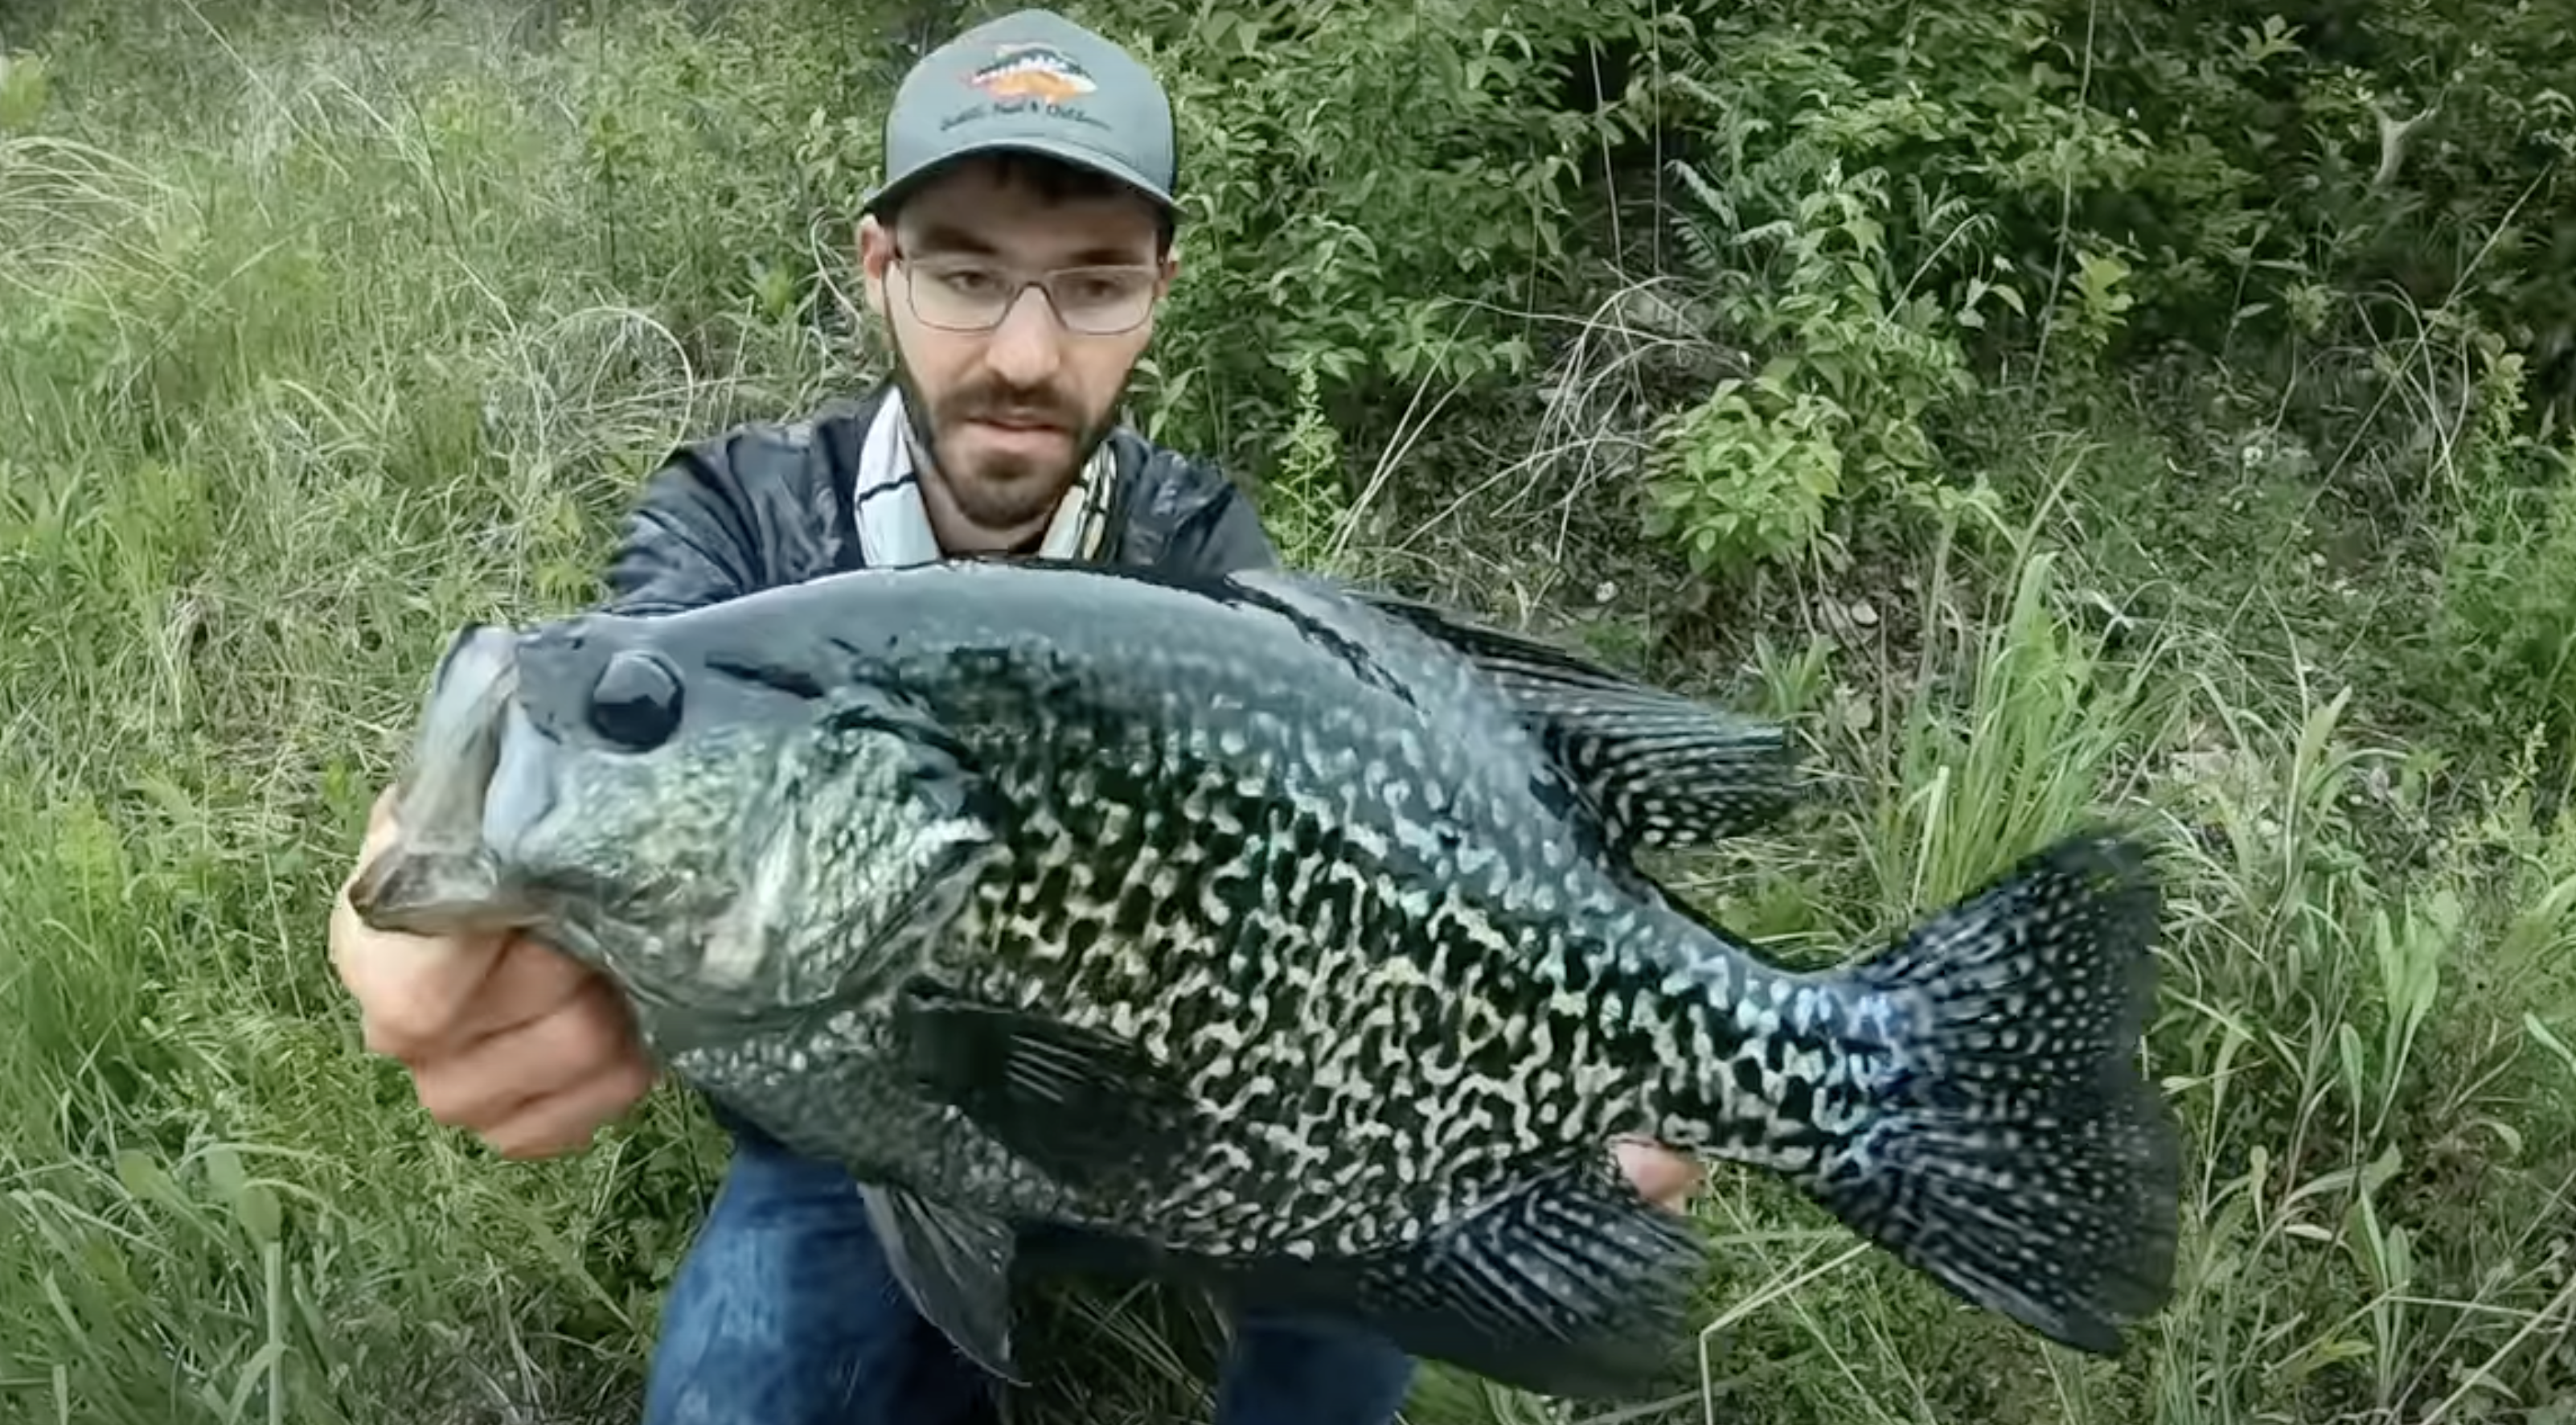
[542,915,806,1029]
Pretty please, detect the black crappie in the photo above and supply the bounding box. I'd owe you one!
[349,557,2180,1400]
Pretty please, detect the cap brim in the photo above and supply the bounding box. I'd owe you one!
[862,135,1175,219]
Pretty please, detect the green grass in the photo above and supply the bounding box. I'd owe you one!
[6,4,2576,1424]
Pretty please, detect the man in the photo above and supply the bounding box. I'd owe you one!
[326,10,1701,1423]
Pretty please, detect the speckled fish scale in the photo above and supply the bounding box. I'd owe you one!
[884,631,1786,1259]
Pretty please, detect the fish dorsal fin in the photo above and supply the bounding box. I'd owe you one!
[1339,585,1802,856]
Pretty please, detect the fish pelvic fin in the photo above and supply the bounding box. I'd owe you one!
[1219,1153,1703,1401]
[859,1184,1025,1386]
[1813,831,2181,1357]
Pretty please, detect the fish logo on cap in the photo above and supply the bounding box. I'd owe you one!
[966,41,1099,104]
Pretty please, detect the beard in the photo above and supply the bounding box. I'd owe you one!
[889,337,1122,534]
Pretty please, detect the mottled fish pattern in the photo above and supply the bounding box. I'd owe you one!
[351,558,2181,1401]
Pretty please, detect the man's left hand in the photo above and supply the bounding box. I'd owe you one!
[1614,1139,1704,1212]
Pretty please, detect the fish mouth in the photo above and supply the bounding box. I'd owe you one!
[347,623,822,1037]
[351,619,945,1033]
[348,623,552,939]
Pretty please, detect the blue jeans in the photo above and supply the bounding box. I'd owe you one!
[641,1118,1419,1424]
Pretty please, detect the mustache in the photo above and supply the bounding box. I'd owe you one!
[942,381,1084,430]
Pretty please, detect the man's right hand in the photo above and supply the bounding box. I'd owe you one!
[328,786,658,1159]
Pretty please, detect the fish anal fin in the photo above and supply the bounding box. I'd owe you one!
[1224,1155,1706,1401]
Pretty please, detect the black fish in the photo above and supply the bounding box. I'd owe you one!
[350,558,2180,1399]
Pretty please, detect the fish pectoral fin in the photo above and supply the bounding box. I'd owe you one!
[859,1184,1025,1385]
[893,981,1202,1191]
[1340,587,1802,856]
[1225,1155,1706,1402]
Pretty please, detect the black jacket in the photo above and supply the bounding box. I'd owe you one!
[594,381,1278,614]
[585,381,1280,1192]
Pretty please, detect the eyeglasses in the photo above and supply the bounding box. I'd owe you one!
[893,252,1164,336]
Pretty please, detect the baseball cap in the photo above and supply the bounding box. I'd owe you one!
[863,8,1177,221]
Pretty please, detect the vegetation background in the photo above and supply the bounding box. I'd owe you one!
[2,0,2573,1420]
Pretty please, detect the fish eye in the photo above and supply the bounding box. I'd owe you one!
[590,649,684,750]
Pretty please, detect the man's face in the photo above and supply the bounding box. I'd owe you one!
[859,157,1175,540]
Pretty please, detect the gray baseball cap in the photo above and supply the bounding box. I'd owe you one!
[863,8,1177,220]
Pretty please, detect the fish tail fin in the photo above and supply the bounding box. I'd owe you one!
[1809,831,2181,1355]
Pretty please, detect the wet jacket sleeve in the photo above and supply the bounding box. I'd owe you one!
[594,426,827,615]
[1159,471,1282,577]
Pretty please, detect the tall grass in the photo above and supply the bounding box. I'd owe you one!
[4,6,2574,1425]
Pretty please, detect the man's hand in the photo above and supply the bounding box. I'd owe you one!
[1615,1139,1705,1213]
[329,786,658,1158]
